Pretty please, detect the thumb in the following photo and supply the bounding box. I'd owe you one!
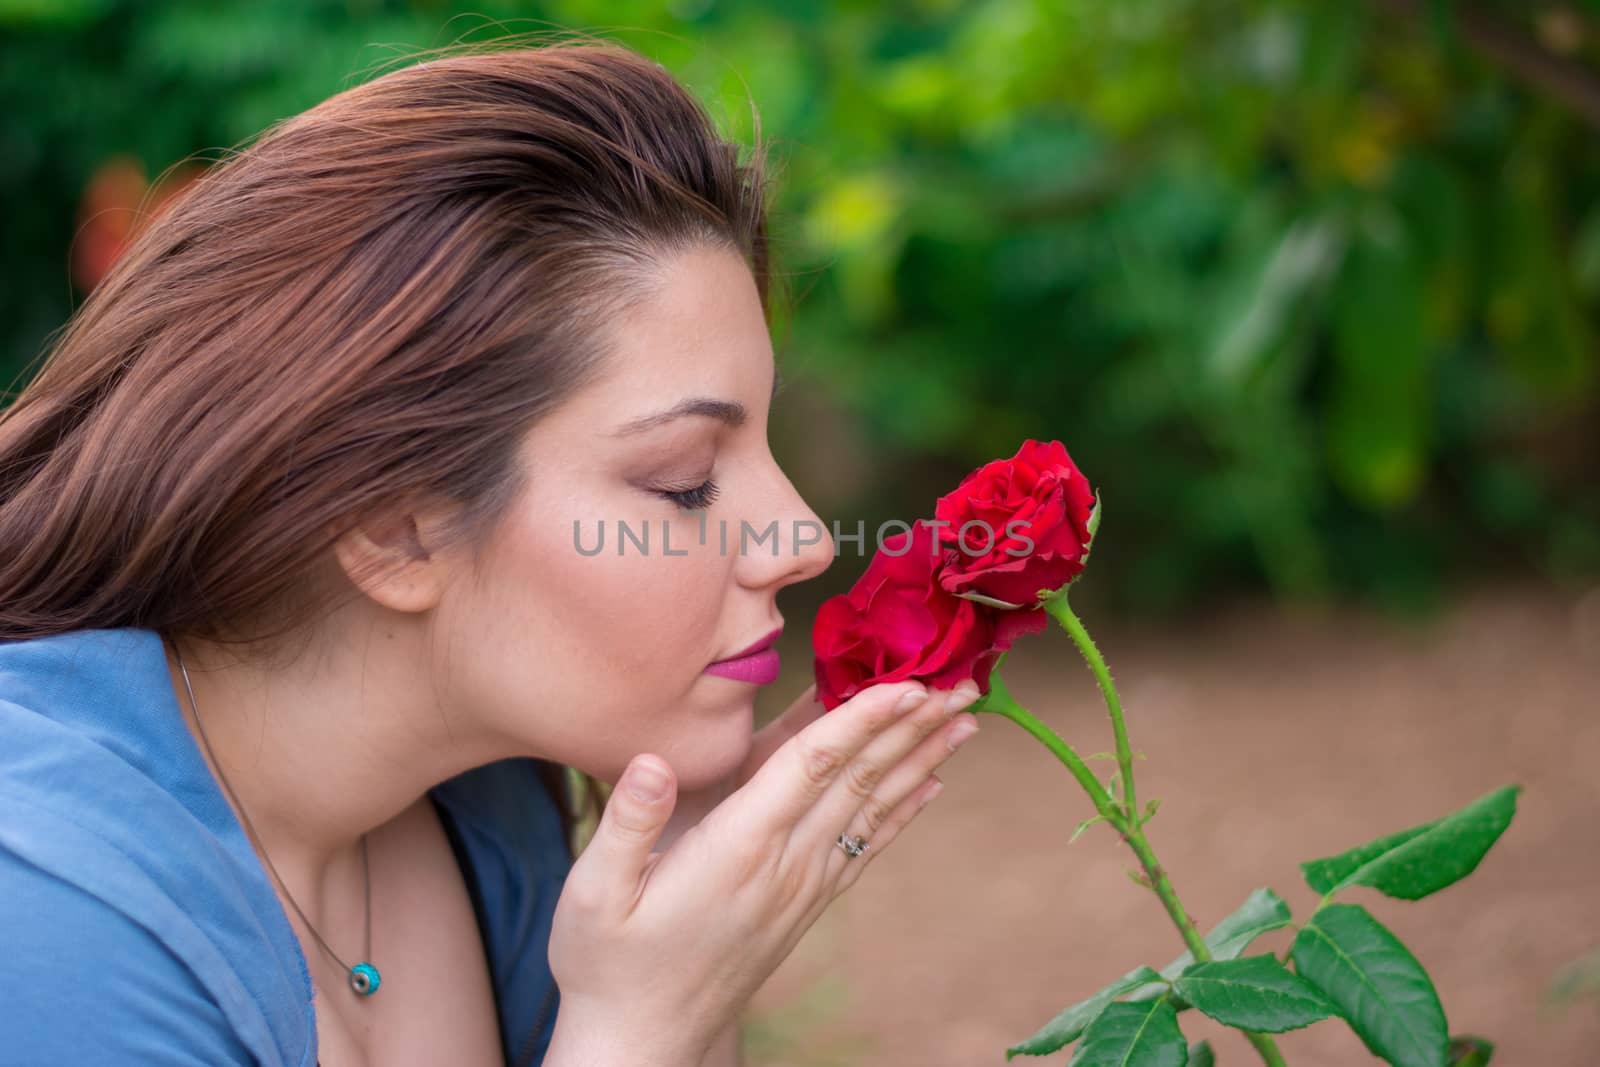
[574,754,678,899]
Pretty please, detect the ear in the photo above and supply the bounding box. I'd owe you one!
[331,499,462,614]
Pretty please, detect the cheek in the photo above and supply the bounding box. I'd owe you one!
[482,507,730,689]
[452,493,751,784]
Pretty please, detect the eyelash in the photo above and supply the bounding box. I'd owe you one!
[654,478,721,511]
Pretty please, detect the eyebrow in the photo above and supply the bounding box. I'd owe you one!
[609,367,784,437]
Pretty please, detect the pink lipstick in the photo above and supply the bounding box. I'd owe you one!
[704,626,783,685]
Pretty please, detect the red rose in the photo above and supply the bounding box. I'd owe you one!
[811,522,1046,711]
[933,438,1097,609]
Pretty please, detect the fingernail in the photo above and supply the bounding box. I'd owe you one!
[919,780,944,808]
[626,760,669,802]
[946,718,980,752]
[896,688,926,713]
[945,684,980,714]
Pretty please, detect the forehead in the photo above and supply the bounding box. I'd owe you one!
[561,244,775,420]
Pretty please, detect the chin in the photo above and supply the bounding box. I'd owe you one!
[673,704,756,792]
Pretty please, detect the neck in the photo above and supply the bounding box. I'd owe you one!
[161,613,507,889]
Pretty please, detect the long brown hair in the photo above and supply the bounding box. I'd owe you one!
[0,36,774,853]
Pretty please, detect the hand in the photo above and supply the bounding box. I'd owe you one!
[545,677,983,1064]
[659,682,829,850]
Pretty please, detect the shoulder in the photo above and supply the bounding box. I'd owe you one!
[0,630,315,1062]
[0,846,255,1064]
[0,781,316,1066]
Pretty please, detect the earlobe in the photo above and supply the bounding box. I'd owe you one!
[331,504,455,614]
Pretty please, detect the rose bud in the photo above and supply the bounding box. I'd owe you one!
[933,438,1099,610]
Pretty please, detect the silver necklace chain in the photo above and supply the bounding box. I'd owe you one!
[169,638,376,994]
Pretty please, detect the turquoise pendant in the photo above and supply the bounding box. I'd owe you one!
[348,963,381,996]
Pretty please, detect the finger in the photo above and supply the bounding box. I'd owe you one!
[740,679,929,834]
[563,754,677,916]
[816,709,980,873]
[743,683,824,781]
[831,773,946,894]
[797,680,980,850]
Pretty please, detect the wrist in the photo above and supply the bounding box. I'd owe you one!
[547,1000,715,1066]
[699,1016,743,1067]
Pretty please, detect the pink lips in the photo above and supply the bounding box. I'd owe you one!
[704,626,783,685]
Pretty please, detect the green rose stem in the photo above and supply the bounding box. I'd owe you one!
[1042,594,1138,818]
[972,591,1290,1067]
[979,670,1116,812]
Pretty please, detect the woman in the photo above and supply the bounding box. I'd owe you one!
[0,39,984,1067]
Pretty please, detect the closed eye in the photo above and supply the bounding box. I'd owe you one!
[653,478,720,511]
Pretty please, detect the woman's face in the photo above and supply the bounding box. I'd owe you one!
[439,244,835,791]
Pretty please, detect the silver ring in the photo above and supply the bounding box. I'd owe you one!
[835,832,869,859]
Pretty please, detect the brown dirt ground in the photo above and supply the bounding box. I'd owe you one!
[743,581,1600,1066]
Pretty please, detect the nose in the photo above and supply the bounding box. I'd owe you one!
[734,454,834,591]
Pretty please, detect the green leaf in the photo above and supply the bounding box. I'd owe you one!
[1546,947,1600,1009]
[1205,215,1344,385]
[1300,785,1520,900]
[1132,888,1294,1001]
[1070,813,1108,844]
[1183,887,1294,964]
[0,0,113,24]
[1446,1034,1494,1066]
[1487,157,1596,395]
[1173,954,1337,1033]
[1326,207,1432,510]
[1139,798,1162,827]
[1425,0,1461,52]
[1291,904,1448,1067]
[1005,966,1163,1059]
[1068,998,1187,1067]
[959,589,1031,610]
[1188,1040,1214,1067]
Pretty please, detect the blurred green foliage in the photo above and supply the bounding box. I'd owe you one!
[3,0,1597,613]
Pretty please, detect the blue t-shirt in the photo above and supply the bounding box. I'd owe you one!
[0,627,574,1066]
